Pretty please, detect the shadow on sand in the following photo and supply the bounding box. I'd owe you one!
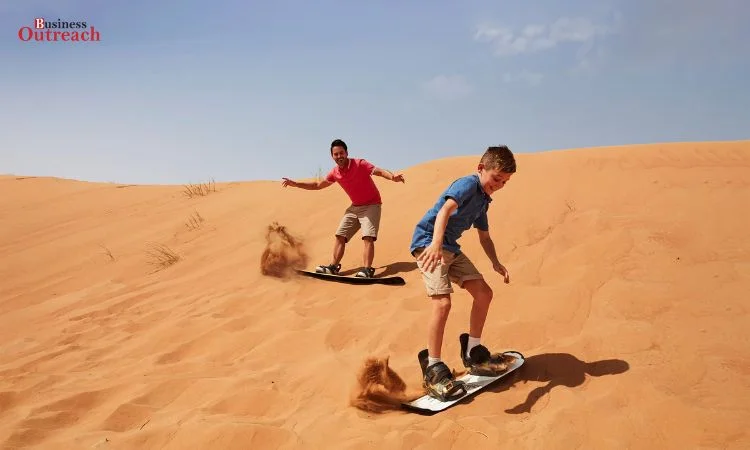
[377,261,418,278]
[339,261,418,277]
[484,352,630,414]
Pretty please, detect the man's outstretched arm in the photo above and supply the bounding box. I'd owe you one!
[372,167,405,183]
[282,178,334,190]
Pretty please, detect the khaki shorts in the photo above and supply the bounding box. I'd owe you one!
[335,203,382,242]
[412,247,484,296]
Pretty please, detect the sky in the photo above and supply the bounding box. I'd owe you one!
[2,0,749,184]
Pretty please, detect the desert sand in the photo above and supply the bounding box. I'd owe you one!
[1,141,749,449]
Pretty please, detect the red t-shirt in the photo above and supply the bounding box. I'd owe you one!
[326,158,382,206]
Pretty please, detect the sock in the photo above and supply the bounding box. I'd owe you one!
[427,356,441,368]
[467,336,481,359]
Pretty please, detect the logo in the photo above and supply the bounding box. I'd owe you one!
[18,18,100,42]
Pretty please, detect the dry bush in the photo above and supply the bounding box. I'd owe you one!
[183,179,216,198]
[146,243,180,270]
[100,245,115,262]
[185,210,204,230]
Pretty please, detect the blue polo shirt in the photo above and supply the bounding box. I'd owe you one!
[410,174,492,255]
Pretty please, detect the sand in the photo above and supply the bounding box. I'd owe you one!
[1,141,749,449]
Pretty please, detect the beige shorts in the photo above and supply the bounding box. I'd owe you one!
[412,247,484,296]
[335,203,382,242]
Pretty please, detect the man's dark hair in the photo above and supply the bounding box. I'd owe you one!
[330,139,348,154]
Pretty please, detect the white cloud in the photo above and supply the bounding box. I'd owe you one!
[421,75,473,101]
[474,16,618,58]
[503,71,544,86]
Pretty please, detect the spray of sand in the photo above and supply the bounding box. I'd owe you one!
[349,356,426,413]
[260,222,309,278]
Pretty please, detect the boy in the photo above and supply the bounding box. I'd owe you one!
[409,145,517,401]
[282,139,404,278]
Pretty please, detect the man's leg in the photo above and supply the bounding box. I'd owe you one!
[362,236,375,268]
[318,207,358,274]
[356,204,381,277]
[333,206,360,264]
[332,235,346,265]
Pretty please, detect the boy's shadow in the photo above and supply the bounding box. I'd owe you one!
[488,352,630,414]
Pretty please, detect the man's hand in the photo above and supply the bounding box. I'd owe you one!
[373,167,405,183]
[281,178,297,188]
[493,261,510,284]
[417,244,443,273]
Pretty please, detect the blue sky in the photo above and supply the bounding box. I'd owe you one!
[2,0,749,184]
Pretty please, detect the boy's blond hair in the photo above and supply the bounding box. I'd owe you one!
[480,145,516,173]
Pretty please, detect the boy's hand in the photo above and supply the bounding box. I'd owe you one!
[493,261,510,284]
[417,244,443,273]
[281,178,297,188]
[392,173,405,183]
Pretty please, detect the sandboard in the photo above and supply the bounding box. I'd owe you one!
[401,351,525,414]
[295,269,405,286]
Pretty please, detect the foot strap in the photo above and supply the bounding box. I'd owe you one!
[424,362,465,400]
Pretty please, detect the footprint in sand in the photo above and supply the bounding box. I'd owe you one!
[0,391,22,418]
[325,319,363,352]
[154,329,228,365]
[98,379,197,433]
[203,387,297,421]
[100,402,157,432]
[130,379,196,409]
[155,326,264,365]
[3,390,109,448]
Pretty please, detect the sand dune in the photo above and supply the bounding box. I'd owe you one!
[1,141,749,449]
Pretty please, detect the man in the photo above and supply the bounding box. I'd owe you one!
[282,139,405,278]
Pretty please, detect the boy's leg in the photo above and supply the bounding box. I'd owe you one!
[413,248,465,400]
[414,248,457,358]
[463,278,493,340]
[451,253,513,375]
[447,252,488,339]
[428,294,451,359]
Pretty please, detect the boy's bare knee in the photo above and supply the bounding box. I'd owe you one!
[431,295,452,317]
[484,283,494,301]
[335,235,347,244]
[465,279,493,303]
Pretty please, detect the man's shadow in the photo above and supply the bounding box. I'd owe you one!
[487,353,630,414]
[377,261,418,277]
[340,261,418,277]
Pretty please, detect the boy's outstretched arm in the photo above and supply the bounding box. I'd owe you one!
[281,177,333,190]
[477,229,510,283]
[372,167,405,183]
[417,198,458,273]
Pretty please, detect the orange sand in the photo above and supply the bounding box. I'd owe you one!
[1,141,749,449]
